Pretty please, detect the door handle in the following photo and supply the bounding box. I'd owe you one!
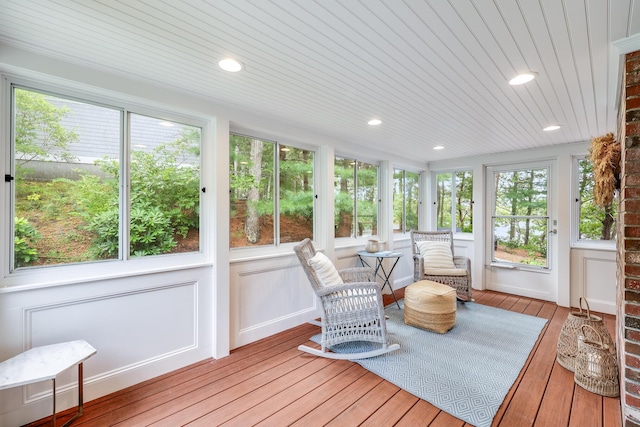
[549,229,557,234]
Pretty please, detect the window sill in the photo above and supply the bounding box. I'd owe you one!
[1,253,212,293]
[335,237,385,250]
[230,241,303,263]
[452,233,474,242]
[571,241,616,252]
[489,262,550,274]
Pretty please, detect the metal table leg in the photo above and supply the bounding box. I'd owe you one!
[376,256,401,308]
[52,362,86,427]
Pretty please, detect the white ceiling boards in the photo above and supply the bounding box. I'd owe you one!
[0,0,638,163]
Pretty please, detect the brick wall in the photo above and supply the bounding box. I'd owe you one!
[620,50,640,426]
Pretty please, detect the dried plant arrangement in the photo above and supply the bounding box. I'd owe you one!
[589,132,620,207]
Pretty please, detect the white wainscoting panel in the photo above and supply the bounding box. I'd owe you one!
[570,248,616,314]
[390,238,415,290]
[230,255,317,348]
[24,282,197,402]
[0,267,213,427]
[486,267,554,301]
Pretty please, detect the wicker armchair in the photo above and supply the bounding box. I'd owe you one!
[410,230,472,302]
[293,238,400,360]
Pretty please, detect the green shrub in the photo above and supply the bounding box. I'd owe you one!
[14,217,40,267]
[71,131,199,257]
[129,203,176,257]
[87,203,176,258]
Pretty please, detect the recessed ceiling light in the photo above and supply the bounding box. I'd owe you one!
[509,72,537,85]
[368,119,382,126]
[433,145,444,150]
[158,121,174,127]
[218,58,244,72]
[543,125,561,132]
[280,147,290,152]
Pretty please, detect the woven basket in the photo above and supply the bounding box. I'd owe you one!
[574,325,619,397]
[556,297,614,372]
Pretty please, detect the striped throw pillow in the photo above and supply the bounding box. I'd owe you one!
[416,241,455,269]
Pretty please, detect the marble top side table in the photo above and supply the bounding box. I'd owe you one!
[0,340,97,426]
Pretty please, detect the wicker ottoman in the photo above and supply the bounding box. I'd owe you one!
[404,280,456,333]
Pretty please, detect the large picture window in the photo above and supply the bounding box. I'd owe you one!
[393,169,419,233]
[334,157,378,238]
[11,85,202,270]
[436,171,473,233]
[229,134,314,248]
[575,156,617,242]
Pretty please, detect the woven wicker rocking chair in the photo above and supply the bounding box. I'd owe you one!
[410,230,472,302]
[293,238,400,360]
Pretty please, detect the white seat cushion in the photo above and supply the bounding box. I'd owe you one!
[416,241,455,269]
[308,252,344,287]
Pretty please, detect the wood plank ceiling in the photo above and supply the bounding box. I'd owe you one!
[0,0,639,163]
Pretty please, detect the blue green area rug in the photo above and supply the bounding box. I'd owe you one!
[311,301,547,427]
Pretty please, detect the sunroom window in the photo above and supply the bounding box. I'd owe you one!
[229,134,314,248]
[393,169,419,233]
[435,171,473,233]
[574,156,617,242]
[10,85,202,270]
[334,157,378,238]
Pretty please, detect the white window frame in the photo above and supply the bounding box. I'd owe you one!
[431,169,473,235]
[393,168,420,235]
[571,154,617,250]
[1,75,210,288]
[333,156,380,242]
[228,132,317,251]
[488,163,551,270]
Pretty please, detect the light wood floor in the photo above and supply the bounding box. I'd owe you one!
[27,289,621,427]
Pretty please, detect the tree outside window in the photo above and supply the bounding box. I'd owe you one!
[576,157,617,241]
[12,86,202,269]
[334,157,378,238]
[393,169,419,233]
[436,171,473,233]
[229,134,314,248]
[492,168,548,267]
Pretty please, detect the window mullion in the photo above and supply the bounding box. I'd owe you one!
[353,161,358,238]
[121,110,129,261]
[402,171,407,233]
[7,83,16,273]
[450,173,457,233]
[274,143,280,246]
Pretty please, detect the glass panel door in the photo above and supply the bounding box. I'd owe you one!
[491,168,549,268]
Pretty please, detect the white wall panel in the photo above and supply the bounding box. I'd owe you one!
[230,255,317,348]
[24,283,197,401]
[390,238,415,290]
[570,248,616,314]
[486,267,554,301]
[0,267,213,427]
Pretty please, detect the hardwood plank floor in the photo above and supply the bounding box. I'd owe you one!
[26,290,621,427]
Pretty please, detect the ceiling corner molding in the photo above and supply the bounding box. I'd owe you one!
[609,33,640,110]
[613,33,640,55]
